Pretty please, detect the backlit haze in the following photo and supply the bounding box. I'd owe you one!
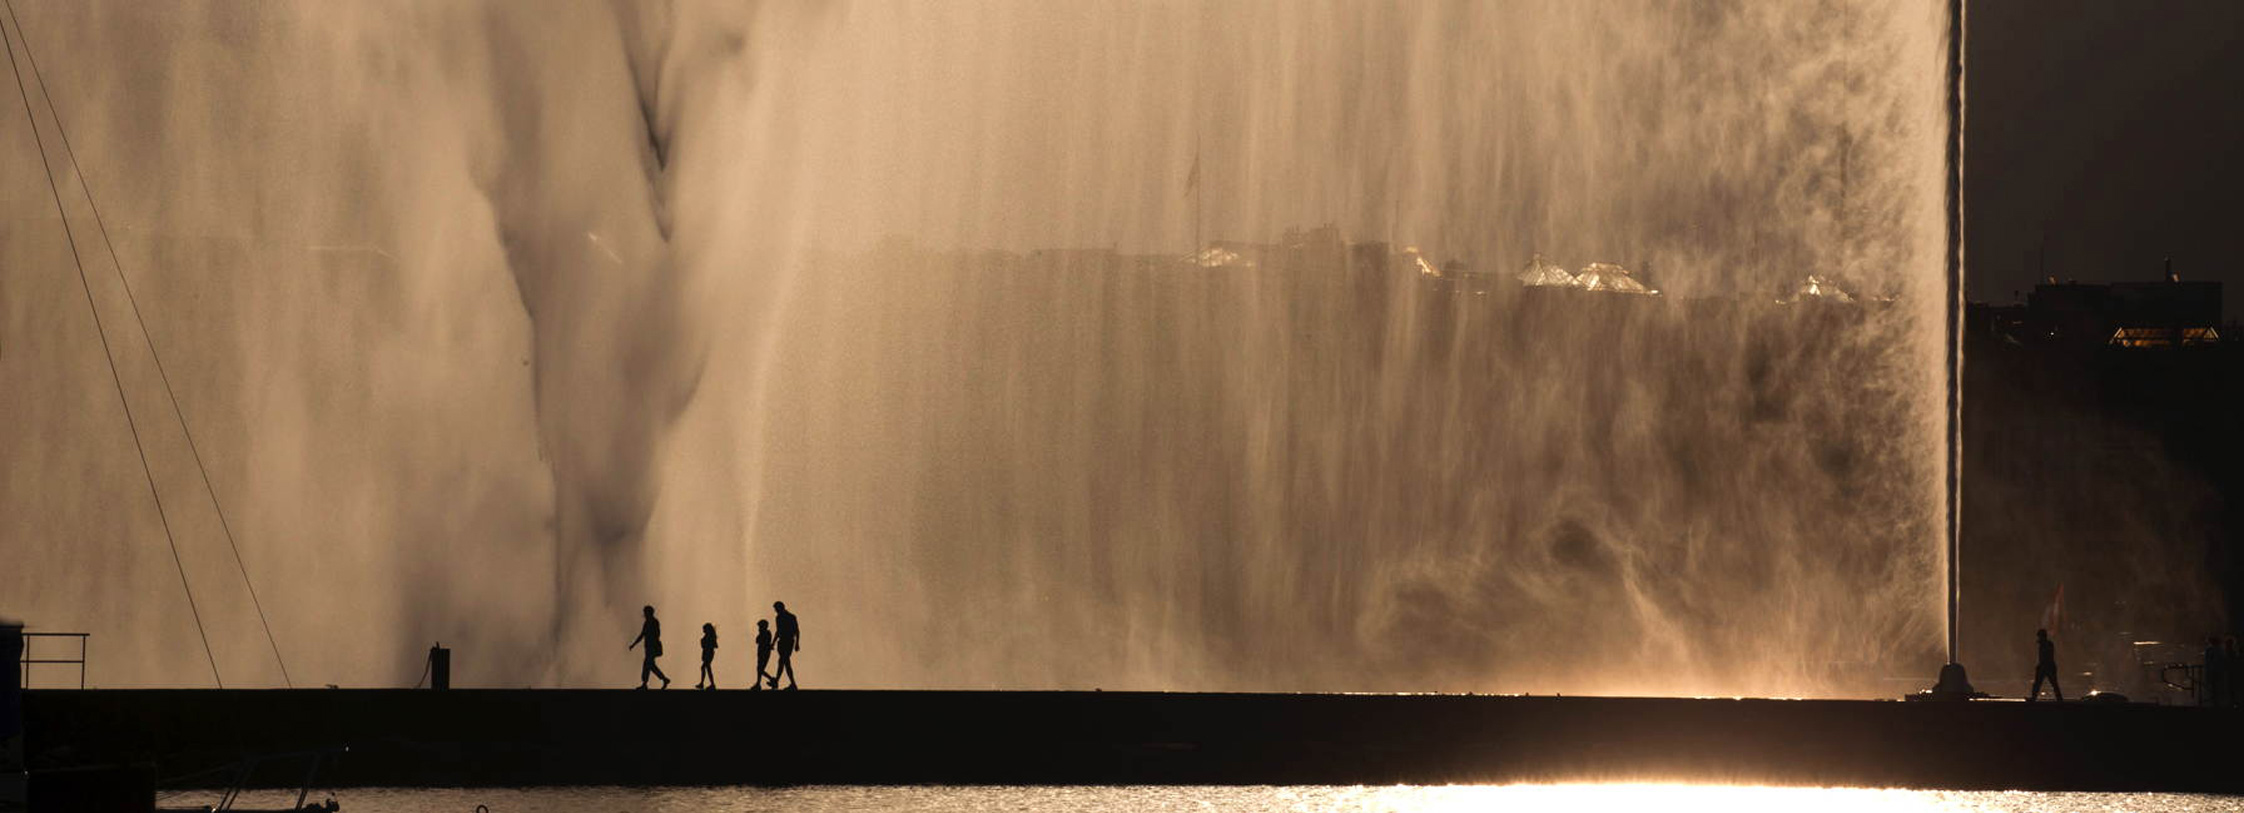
[1,1,1953,695]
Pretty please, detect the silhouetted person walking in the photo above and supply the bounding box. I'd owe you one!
[697,623,719,690]
[752,619,775,690]
[2028,628,2062,702]
[2204,637,2225,708]
[771,601,801,690]
[2217,637,2235,709]
[2208,635,2240,708]
[628,605,670,690]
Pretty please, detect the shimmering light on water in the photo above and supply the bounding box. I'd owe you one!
[193,785,2244,813]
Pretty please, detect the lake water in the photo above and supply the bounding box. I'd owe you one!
[179,784,2244,812]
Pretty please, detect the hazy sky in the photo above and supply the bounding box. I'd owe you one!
[1966,0,2244,314]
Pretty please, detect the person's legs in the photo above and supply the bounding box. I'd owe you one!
[2028,670,2047,701]
[776,651,796,689]
[640,655,654,689]
[650,658,670,688]
[2051,673,2062,702]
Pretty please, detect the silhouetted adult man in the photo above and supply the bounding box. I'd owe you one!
[2027,628,2062,702]
[770,601,800,690]
[628,605,671,690]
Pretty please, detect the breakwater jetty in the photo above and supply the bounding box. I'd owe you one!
[23,689,2244,791]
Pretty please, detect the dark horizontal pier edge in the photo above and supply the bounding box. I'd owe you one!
[24,690,2244,791]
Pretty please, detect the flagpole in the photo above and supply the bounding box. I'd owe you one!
[1192,127,1203,260]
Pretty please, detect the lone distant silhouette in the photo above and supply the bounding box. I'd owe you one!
[771,601,801,690]
[697,622,719,690]
[2027,628,2062,702]
[752,619,775,691]
[2227,637,2241,708]
[2203,637,2225,708]
[2226,637,2242,708]
[627,605,671,690]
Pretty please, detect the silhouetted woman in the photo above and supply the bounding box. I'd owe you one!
[628,605,670,689]
[697,622,719,690]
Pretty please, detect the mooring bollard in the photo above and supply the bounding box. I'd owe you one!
[429,644,451,690]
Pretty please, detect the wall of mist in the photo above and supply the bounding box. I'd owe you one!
[4,1,1953,694]
[1,0,725,687]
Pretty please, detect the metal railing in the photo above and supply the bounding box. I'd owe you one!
[19,632,88,689]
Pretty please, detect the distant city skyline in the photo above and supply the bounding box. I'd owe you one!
[1966,0,2244,313]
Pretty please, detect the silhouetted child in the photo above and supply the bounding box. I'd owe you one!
[752,620,775,690]
[696,623,719,690]
[2028,628,2062,702]
[772,601,801,690]
[627,605,670,690]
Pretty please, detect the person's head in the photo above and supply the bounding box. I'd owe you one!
[773,601,786,612]
[2036,628,2048,640]
[643,605,655,618]
[758,619,769,630]
[703,623,715,634]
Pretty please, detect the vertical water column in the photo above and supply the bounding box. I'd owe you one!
[1945,0,1968,669]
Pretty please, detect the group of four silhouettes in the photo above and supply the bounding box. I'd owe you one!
[628,601,800,690]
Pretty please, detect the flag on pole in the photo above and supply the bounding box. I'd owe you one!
[2040,584,2065,637]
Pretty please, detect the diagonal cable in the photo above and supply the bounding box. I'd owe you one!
[4,0,292,687]
[2,6,222,687]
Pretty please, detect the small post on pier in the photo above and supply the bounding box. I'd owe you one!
[428,644,451,691]
[2,620,24,811]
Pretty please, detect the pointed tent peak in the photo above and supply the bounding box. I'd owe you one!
[1575,262,1653,295]
[1790,274,1855,303]
[1188,245,1251,268]
[1517,253,1577,288]
[1400,247,1441,278]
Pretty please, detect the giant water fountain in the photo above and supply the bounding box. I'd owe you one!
[0,1,1952,695]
